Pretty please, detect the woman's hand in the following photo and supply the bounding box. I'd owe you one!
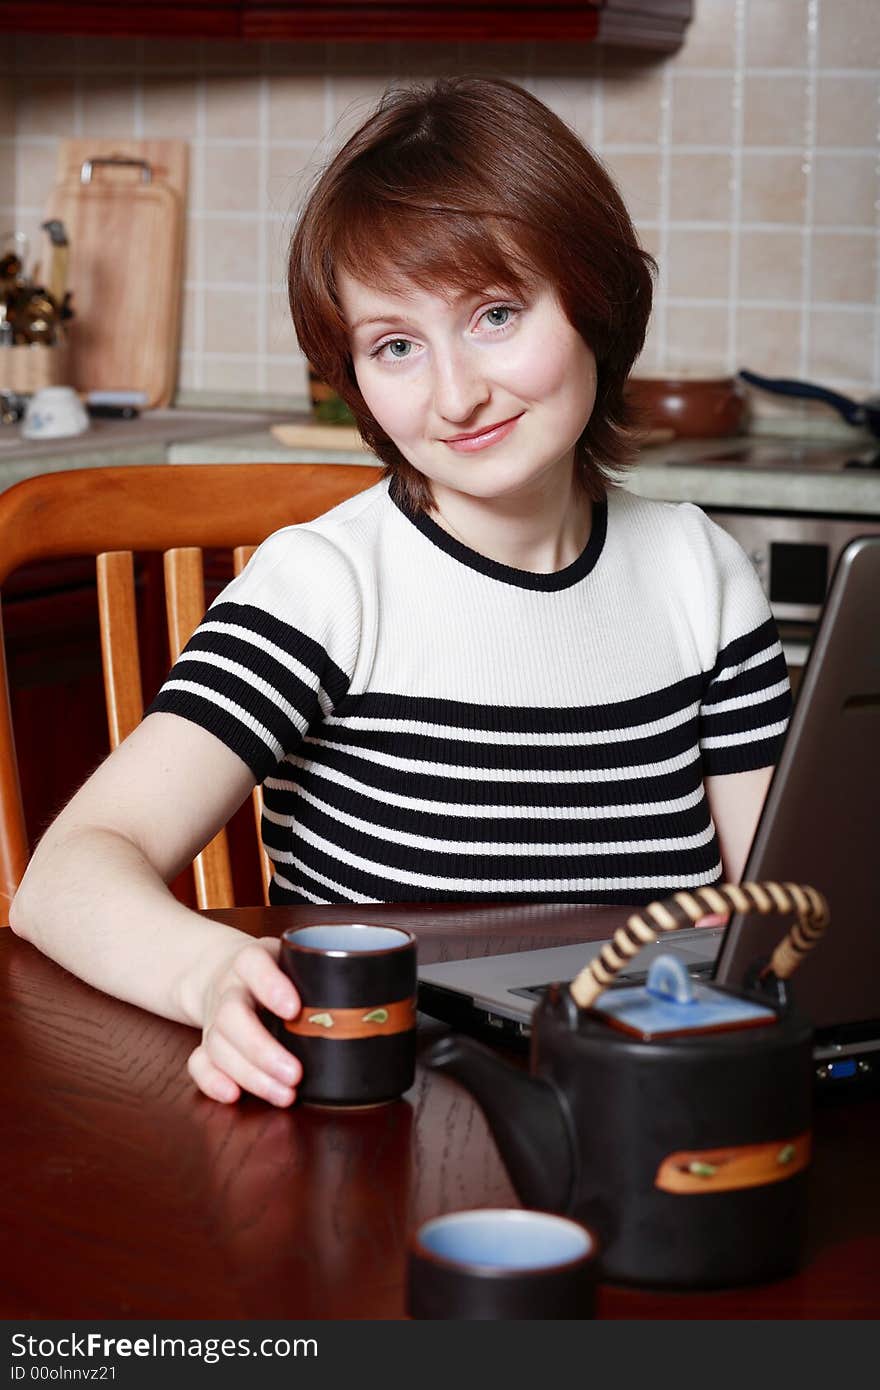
[187,937,303,1106]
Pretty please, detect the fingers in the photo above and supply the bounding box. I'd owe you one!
[194,939,304,1107]
[235,939,300,1021]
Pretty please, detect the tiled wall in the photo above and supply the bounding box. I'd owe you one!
[3,0,878,411]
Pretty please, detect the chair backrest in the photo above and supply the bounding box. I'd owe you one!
[0,461,382,921]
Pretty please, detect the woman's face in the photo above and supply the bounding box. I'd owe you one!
[338,270,598,504]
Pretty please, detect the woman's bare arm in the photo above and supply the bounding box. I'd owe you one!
[9,712,302,1105]
[704,765,774,885]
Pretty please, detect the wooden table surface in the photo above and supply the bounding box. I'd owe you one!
[2,901,878,1320]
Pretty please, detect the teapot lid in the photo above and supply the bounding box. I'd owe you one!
[589,954,777,1042]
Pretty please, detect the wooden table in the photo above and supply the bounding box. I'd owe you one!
[2,902,878,1320]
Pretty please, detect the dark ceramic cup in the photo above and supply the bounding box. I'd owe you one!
[279,924,417,1107]
[407,1209,598,1320]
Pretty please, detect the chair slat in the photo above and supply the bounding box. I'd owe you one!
[96,551,144,750]
[164,547,235,911]
[234,545,272,906]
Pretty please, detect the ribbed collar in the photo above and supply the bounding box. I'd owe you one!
[390,482,608,591]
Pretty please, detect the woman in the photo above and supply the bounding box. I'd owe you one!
[10,77,790,1107]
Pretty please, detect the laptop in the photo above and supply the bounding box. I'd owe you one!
[418,535,880,1093]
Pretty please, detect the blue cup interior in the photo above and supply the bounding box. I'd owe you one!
[415,1210,593,1271]
[283,924,412,955]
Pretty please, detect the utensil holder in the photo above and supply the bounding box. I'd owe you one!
[0,342,70,395]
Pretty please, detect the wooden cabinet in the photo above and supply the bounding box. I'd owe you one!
[3,553,264,906]
[0,2,692,49]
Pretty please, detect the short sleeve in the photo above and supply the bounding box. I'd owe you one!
[145,526,363,783]
[677,505,793,777]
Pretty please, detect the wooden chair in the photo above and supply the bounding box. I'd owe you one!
[0,461,382,922]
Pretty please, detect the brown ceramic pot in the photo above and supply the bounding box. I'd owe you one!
[626,375,749,439]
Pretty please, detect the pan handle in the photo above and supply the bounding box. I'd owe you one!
[738,369,864,427]
[80,157,152,186]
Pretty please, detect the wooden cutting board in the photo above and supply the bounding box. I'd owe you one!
[46,140,187,408]
[271,421,371,452]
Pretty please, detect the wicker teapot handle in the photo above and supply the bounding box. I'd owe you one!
[569,881,830,1011]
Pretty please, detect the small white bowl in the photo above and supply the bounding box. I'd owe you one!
[21,386,90,441]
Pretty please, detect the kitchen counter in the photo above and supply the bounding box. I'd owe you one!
[168,424,880,517]
[1,407,878,517]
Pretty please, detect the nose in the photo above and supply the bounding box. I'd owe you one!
[431,342,491,426]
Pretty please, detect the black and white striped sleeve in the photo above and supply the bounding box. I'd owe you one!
[690,511,792,776]
[146,529,361,783]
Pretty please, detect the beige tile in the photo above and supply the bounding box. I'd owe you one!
[531,43,601,76]
[601,64,664,146]
[203,217,262,285]
[13,77,76,138]
[664,304,731,374]
[810,232,875,304]
[141,38,201,71]
[605,152,662,223]
[812,154,877,228]
[666,228,731,299]
[818,0,880,70]
[668,152,732,222]
[202,144,261,212]
[200,355,262,393]
[745,0,809,69]
[328,75,392,150]
[266,147,318,219]
[740,153,806,223]
[141,77,200,140]
[738,228,804,302]
[76,36,139,70]
[735,306,803,376]
[180,287,199,354]
[529,76,597,144]
[671,73,734,147]
[816,75,879,147]
[81,80,137,139]
[632,317,661,374]
[15,141,58,210]
[808,308,874,385]
[177,354,201,393]
[269,74,327,142]
[742,75,807,147]
[267,291,300,356]
[204,77,261,140]
[183,214,202,284]
[265,356,310,401]
[203,288,260,355]
[265,218,294,295]
[670,0,737,68]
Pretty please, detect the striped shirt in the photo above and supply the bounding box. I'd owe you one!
[148,479,791,906]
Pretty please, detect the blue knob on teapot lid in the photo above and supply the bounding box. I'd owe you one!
[589,952,777,1041]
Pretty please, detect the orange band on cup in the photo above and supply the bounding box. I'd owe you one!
[283,996,417,1040]
[655,1130,811,1194]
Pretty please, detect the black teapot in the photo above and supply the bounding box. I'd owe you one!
[426,881,829,1291]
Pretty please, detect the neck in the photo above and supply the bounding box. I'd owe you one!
[429,465,593,573]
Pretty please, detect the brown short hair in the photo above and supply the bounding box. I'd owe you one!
[288,76,655,511]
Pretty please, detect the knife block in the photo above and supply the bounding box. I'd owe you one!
[0,341,70,395]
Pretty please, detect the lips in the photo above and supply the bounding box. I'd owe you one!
[443,413,524,453]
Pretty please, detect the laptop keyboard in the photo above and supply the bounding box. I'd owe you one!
[511,960,716,1004]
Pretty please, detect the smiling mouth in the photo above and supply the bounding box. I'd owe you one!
[443,413,524,446]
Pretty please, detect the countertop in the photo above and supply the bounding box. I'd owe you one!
[1,405,879,516]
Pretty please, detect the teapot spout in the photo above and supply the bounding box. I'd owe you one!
[425,1034,574,1214]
